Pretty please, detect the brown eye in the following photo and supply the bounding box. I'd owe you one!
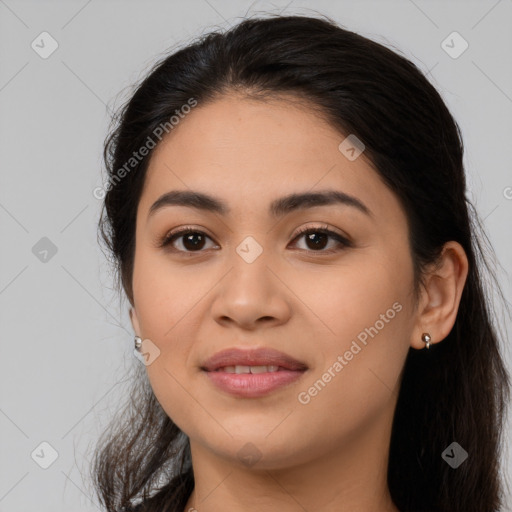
[302,231,329,250]
[160,228,217,252]
[178,232,207,251]
[159,224,351,255]
[290,225,352,253]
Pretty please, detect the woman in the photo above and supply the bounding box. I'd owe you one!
[91,14,511,512]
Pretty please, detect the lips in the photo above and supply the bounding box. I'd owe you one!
[201,347,308,372]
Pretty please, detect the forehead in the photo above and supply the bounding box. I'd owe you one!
[139,94,400,224]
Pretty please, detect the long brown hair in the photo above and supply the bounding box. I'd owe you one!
[92,14,511,512]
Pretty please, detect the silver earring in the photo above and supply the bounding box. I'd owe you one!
[421,332,431,349]
[134,336,142,351]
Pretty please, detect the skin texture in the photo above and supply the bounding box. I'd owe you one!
[129,94,469,512]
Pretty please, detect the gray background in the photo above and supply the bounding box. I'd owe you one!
[1,0,511,510]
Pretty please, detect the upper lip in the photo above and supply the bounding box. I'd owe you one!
[201,347,308,372]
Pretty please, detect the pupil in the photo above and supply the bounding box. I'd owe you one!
[184,233,204,250]
[306,232,328,250]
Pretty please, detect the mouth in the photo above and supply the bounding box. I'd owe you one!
[201,347,308,373]
[211,365,293,373]
[203,367,307,398]
[201,347,308,398]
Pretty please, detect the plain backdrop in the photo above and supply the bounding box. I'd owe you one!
[1,0,511,510]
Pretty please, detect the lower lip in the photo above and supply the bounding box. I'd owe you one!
[204,369,306,398]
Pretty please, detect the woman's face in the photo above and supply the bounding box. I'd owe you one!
[130,94,419,470]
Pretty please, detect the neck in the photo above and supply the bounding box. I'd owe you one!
[182,405,399,512]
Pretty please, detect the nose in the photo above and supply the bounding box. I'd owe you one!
[210,247,292,331]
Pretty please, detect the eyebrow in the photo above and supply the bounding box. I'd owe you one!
[147,189,372,220]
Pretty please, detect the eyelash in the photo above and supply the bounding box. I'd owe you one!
[158,224,352,255]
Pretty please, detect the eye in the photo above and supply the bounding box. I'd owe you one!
[159,226,218,253]
[290,224,352,253]
[158,224,352,254]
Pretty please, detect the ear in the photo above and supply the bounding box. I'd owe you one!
[129,307,141,337]
[411,241,469,350]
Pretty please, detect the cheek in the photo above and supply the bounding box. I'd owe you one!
[132,246,193,336]
[295,294,410,445]
[131,248,209,424]
[295,252,412,411]
[296,256,409,345]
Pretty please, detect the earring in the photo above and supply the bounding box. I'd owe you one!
[421,332,431,349]
[134,336,142,351]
